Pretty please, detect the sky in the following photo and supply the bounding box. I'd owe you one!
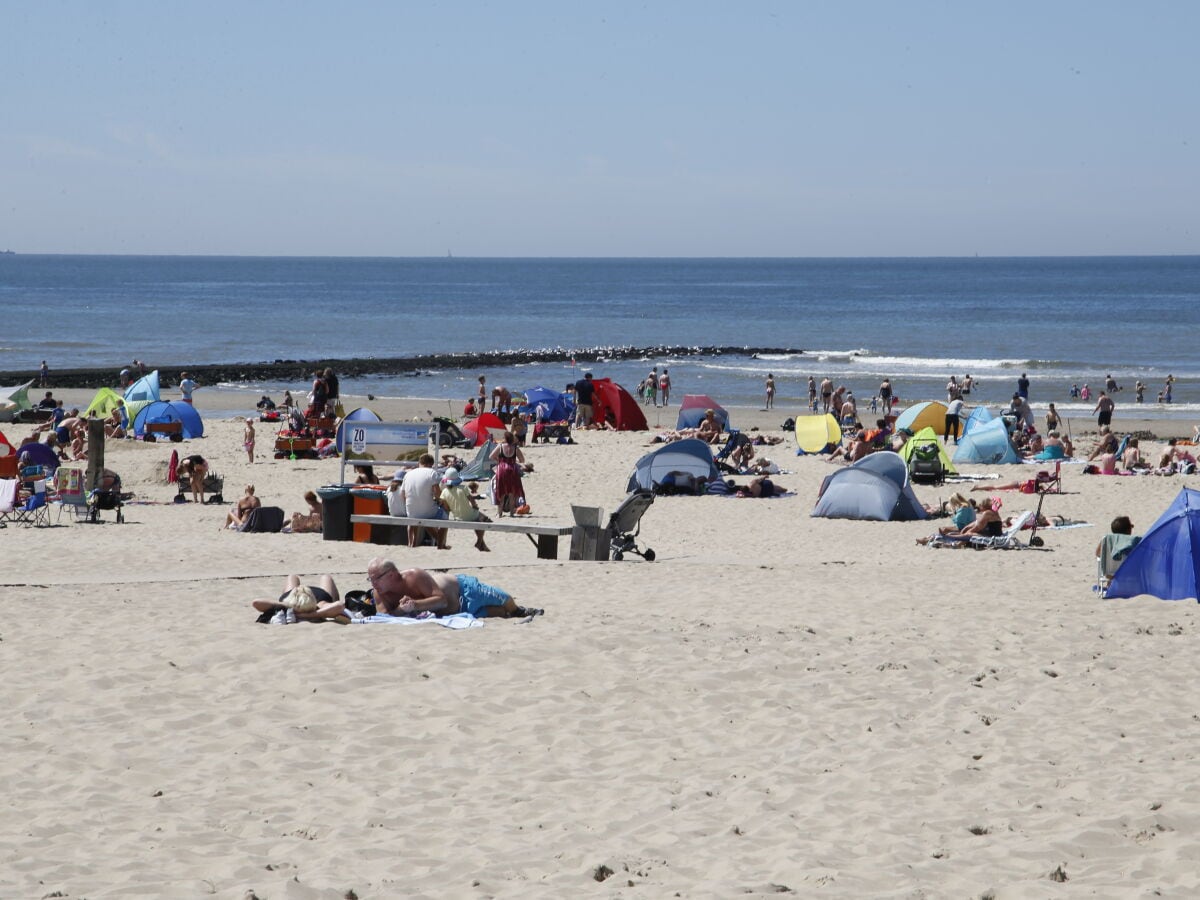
[2,1,1197,257]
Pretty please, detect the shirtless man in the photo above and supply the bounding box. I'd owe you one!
[365,558,541,618]
[696,409,723,444]
[819,377,833,414]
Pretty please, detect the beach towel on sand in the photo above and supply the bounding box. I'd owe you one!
[353,613,482,628]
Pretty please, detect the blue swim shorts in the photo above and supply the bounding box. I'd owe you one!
[455,574,511,615]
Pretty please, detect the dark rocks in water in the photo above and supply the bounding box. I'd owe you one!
[0,345,802,390]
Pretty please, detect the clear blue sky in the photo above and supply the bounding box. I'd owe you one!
[3,2,1197,256]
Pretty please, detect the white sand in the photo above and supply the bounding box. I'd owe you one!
[3,388,1199,898]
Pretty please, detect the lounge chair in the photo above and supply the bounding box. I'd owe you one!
[715,430,754,474]
[970,510,1036,549]
[1095,533,1142,597]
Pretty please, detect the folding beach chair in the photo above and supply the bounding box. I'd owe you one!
[970,510,1036,550]
[0,477,19,527]
[714,430,754,474]
[1095,533,1142,597]
[52,466,89,523]
[608,489,656,561]
[14,481,50,528]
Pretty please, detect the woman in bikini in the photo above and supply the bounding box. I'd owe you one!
[224,483,261,529]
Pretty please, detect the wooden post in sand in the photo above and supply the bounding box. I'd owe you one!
[86,418,106,491]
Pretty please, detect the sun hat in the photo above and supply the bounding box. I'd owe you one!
[280,585,318,614]
[442,467,462,486]
[390,469,405,482]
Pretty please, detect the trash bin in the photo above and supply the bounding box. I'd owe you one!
[350,485,404,544]
[317,485,352,542]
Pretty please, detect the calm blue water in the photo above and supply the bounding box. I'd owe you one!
[2,255,1198,418]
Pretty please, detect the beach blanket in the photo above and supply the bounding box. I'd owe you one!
[944,473,1001,483]
[1040,521,1094,530]
[353,613,482,628]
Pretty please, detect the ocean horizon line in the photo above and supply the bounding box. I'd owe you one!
[4,252,1200,262]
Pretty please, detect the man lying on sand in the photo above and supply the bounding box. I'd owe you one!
[366,557,542,619]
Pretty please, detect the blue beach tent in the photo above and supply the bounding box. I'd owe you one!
[1106,488,1200,602]
[811,451,927,521]
[953,418,1021,465]
[962,406,995,436]
[627,438,720,492]
[132,400,204,439]
[676,395,730,431]
[124,370,161,403]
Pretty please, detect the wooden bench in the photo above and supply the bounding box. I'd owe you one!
[350,513,576,559]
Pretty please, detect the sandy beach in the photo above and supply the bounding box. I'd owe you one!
[3,386,1200,899]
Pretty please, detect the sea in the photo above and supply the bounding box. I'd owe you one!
[2,254,1198,422]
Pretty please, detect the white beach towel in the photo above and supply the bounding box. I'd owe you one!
[354,613,482,628]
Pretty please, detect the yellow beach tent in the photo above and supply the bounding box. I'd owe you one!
[895,400,954,437]
[795,413,842,454]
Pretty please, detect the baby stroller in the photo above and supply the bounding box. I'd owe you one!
[433,417,475,449]
[87,472,127,524]
[907,441,946,485]
[87,489,125,524]
[609,489,656,562]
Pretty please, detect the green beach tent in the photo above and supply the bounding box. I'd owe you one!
[85,387,125,420]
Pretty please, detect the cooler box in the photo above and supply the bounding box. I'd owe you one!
[317,485,352,541]
[350,486,390,543]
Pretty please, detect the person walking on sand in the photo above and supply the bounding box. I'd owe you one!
[39,360,48,387]
[764,373,776,410]
[489,431,527,516]
[658,368,671,406]
[243,418,256,464]
[1093,391,1115,429]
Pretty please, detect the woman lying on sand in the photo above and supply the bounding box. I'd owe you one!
[251,575,347,624]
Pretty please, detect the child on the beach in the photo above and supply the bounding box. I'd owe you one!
[244,418,255,463]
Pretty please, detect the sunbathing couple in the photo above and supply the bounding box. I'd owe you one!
[252,560,541,623]
[915,494,1003,546]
